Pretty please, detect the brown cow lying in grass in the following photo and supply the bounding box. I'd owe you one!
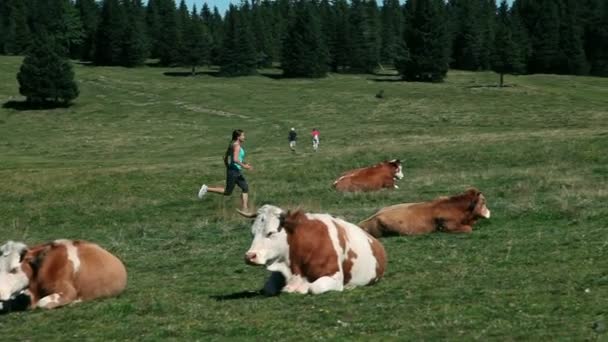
[359,188,491,237]
[333,159,404,192]
[0,239,127,311]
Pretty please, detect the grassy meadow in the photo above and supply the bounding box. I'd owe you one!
[0,55,607,340]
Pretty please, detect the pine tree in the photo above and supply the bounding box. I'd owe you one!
[145,0,162,58]
[479,0,496,70]
[516,0,561,74]
[157,0,180,66]
[251,0,274,66]
[121,0,149,67]
[74,0,99,61]
[94,0,127,65]
[219,4,257,76]
[491,0,524,87]
[332,0,351,72]
[448,0,483,70]
[180,4,210,74]
[281,0,328,78]
[398,0,450,82]
[380,0,403,65]
[557,0,588,75]
[349,0,379,72]
[2,0,31,54]
[584,0,608,76]
[17,35,79,104]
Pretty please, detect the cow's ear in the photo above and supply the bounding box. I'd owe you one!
[25,245,51,271]
[19,247,28,263]
[278,212,286,232]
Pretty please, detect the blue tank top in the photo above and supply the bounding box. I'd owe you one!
[229,143,245,170]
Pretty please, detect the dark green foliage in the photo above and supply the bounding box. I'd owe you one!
[398,0,450,82]
[219,5,257,76]
[330,0,351,72]
[491,0,525,87]
[180,4,211,74]
[251,0,274,67]
[94,0,127,65]
[516,0,561,74]
[157,0,180,66]
[447,0,495,71]
[448,0,484,70]
[73,0,99,61]
[281,0,329,78]
[17,36,79,104]
[1,0,31,55]
[557,0,588,75]
[121,0,149,67]
[380,0,403,65]
[145,0,162,58]
[348,0,380,73]
[581,0,608,76]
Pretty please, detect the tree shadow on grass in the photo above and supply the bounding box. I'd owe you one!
[3,100,73,111]
[368,77,403,83]
[210,290,268,301]
[466,84,513,89]
[163,70,221,77]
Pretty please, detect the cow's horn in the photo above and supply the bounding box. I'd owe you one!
[236,209,258,218]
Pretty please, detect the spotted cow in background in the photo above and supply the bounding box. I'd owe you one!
[238,205,387,295]
[0,239,127,310]
[333,159,404,192]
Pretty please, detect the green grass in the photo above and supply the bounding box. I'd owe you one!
[1,56,607,340]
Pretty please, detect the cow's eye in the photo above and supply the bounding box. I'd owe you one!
[9,267,19,274]
[266,231,274,238]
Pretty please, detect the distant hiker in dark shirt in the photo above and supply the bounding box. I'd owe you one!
[288,128,297,152]
[198,129,252,212]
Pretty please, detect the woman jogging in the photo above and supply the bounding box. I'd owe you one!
[198,129,252,212]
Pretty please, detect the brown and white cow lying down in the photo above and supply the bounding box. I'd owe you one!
[0,239,127,310]
[359,188,491,237]
[333,159,404,192]
[238,205,387,295]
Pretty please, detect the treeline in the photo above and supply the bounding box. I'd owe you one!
[1,0,607,81]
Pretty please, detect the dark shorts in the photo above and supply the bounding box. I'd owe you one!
[225,168,248,195]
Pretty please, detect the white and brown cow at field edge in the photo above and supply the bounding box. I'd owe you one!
[333,159,404,192]
[238,205,387,295]
[0,239,127,310]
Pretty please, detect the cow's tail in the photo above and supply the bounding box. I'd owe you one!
[358,214,382,238]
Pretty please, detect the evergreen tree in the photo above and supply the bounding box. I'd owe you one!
[509,2,530,73]
[251,0,274,66]
[74,0,99,61]
[157,0,180,66]
[281,0,328,77]
[2,0,31,54]
[447,0,485,70]
[208,6,225,65]
[584,0,608,76]
[398,0,450,82]
[17,35,79,104]
[479,0,496,70]
[318,0,336,69]
[491,0,524,87]
[94,0,127,65]
[180,4,210,74]
[331,0,352,72]
[556,0,588,75]
[121,0,149,67]
[380,0,403,65]
[145,0,162,58]
[516,0,561,73]
[349,0,379,73]
[219,4,257,76]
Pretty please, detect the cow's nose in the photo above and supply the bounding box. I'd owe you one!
[245,252,257,264]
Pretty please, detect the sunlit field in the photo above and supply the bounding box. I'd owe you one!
[1,56,606,340]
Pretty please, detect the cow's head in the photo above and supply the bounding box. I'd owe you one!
[0,241,30,301]
[465,188,491,219]
[388,159,404,180]
[238,205,288,266]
